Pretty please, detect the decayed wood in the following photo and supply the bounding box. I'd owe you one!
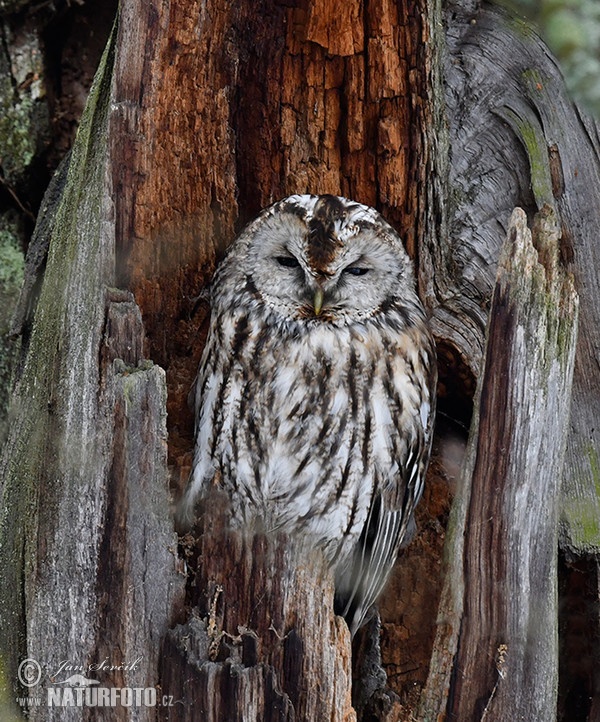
[421,206,578,720]
[1,1,446,718]
[0,34,118,711]
[90,291,185,722]
[9,152,72,344]
[161,501,354,722]
[107,0,445,715]
[0,27,183,722]
[108,0,440,468]
[6,0,600,719]
[435,1,600,557]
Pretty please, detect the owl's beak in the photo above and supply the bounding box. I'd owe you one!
[313,288,324,315]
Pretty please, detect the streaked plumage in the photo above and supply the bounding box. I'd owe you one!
[181,194,437,634]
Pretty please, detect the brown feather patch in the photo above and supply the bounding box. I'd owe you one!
[306,195,346,274]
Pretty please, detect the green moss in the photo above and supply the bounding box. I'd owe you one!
[0,656,21,722]
[0,21,117,691]
[564,500,600,547]
[502,8,539,40]
[0,231,23,293]
[562,446,600,549]
[555,288,578,366]
[589,445,600,496]
[0,96,36,178]
[498,99,555,210]
[0,219,24,430]
[0,20,48,186]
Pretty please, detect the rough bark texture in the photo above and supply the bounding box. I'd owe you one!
[161,502,354,721]
[0,34,117,700]
[2,0,443,718]
[431,4,600,717]
[0,26,184,721]
[419,206,579,721]
[108,0,439,476]
[106,0,443,715]
[436,1,600,558]
[451,207,577,721]
[91,291,185,722]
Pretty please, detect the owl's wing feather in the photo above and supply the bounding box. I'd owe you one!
[336,499,403,635]
[336,443,423,635]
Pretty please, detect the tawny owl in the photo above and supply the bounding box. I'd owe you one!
[181,194,437,635]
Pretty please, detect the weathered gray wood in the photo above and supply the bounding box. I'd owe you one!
[0,25,184,722]
[87,291,184,722]
[1,1,446,718]
[0,32,117,712]
[10,152,71,342]
[433,1,600,557]
[421,206,578,720]
[104,0,448,718]
[4,0,600,720]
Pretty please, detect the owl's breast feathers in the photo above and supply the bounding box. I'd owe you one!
[192,300,435,567]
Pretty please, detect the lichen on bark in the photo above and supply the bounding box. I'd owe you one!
[0,16,49,187]
[0,214,24,427]
[0,23,117,705]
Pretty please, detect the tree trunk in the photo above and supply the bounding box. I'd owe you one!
[1,0,438,719]
[0,37,185,720]
[0,0,599,720]
[425,4,600,718]
[162,500,354,721]
[448,207,577,721]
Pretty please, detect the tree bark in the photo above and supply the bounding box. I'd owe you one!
[451,207,577,720]
[419,206,579,721]
[1,0,441,718]
[0,29,184,722]
[436,1,600,558]
[162,501,354,722]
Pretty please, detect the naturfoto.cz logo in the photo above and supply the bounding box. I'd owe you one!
[16,657,176,710]
[47,686,160,708]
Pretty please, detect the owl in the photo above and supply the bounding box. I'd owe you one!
[181,194,437,635]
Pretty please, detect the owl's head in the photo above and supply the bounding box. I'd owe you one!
[220,194,420,325]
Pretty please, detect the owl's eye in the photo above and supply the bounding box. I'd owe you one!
[275,255,301,269]
[343,266,370,276]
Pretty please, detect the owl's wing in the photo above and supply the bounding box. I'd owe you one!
[335,444,423,636]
